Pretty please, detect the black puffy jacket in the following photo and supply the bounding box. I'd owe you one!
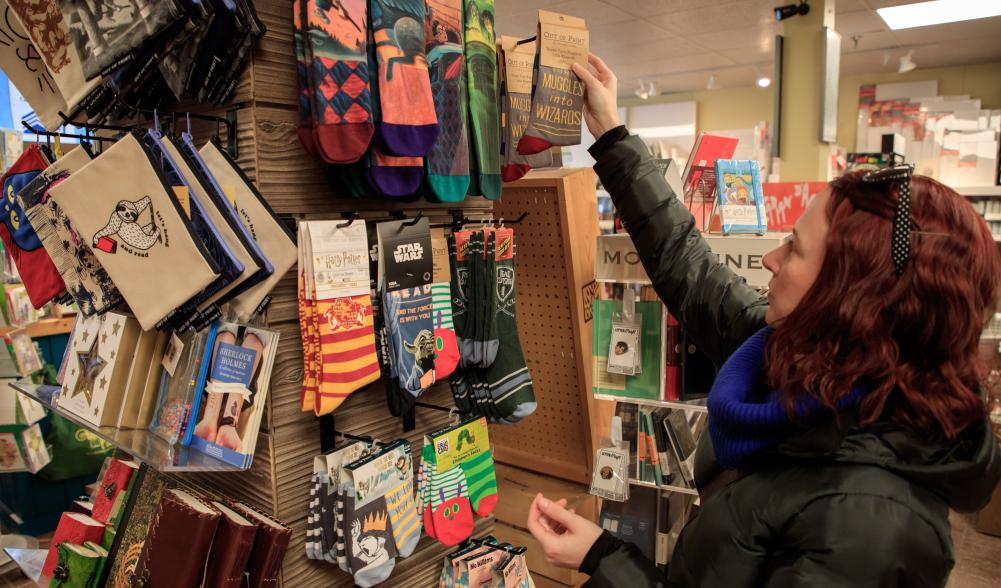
[582,128,1001,588]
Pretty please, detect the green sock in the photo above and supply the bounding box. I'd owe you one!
[484,233,536,423]
[459,449,498,517]
[464,0,501,200]
[478,231,499,368]
[425,0,471,202]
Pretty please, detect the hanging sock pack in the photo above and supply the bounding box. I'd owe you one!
[424,0,471,202]
[305,0,374,163]
[464,0,502,200]
[500,36,553,182]
[518,11,589,156]
[369,0,439,156]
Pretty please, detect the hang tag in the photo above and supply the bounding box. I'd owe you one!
[590,446,629,502]
[606,318,641,376]
[172,186,190,218]
[610,415,622,449]
[161,332,184,376]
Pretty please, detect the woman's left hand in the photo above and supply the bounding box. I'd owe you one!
[526,493,603,570]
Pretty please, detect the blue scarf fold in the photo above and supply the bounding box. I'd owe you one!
[707,327,867,470]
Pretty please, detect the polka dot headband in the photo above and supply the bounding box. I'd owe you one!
[862,163,915,275]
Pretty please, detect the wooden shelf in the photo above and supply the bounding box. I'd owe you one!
[0,317,76,339]
[8,383,246,473]
[593,394,709,413]
[958,186,1001,198]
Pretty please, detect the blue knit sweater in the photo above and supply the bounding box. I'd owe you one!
[707,327,866,470]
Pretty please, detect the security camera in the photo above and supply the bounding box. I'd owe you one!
[775,1,809,21]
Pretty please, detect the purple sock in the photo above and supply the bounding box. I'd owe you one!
[366,146,423,197]
[379,123,439,158]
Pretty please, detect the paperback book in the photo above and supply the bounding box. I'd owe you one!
[715,159,767,235]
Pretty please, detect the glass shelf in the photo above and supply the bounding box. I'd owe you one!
[628,477,699,496]
[3,547,45,585]
[593,394,709,413]
[9,383,246,473]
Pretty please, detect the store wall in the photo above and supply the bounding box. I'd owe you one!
[618,60,1001,155]
[837,61,1001,151]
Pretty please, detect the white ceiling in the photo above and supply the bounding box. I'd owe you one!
[495,0,1001,96]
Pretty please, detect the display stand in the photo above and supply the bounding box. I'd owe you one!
[161,3,494,585]
[493,169,610,485]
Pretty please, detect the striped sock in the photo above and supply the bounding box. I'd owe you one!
[460,450,498,517]
[419,444,437,539]
[432,282,459,380]
[315,294,381,415]
[385,477,421,557]
[298,275,318,411]
[306,473,321,559]
[335,484,351,572]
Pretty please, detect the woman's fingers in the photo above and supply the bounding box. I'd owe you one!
[588,53,614,82]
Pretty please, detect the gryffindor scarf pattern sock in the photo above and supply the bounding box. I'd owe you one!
[315,294,381,415]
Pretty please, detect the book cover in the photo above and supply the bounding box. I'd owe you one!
[598,484,658,563]
[91,458,140,524]
[20,422,51,473]
[681,133,739,201]
[42,512,105,582]
[663,410,698,488]
[189,323,280,468]
[0,429,28,472]
[136,489,221,588]
[715,159,767,235]
[105,466,165,588]
[615,403,639,480]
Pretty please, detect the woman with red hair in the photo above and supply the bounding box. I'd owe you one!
[525,54,1001,587]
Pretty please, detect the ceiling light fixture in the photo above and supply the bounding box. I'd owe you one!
[635,79,650,100]
[706,74,720,91]
[774,1,810,21]
[878,0,1001,30]
[757,76,772,88]
[898,50,917,73]
[647,81,660,98]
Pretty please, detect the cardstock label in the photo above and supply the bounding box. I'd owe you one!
[502,36,536,94]
[378,219,433,292]
[432,417,490,471]
[309,221,371,299]
[538,11,589,70]
[431,228,450,284]
[172,186,190,218]
[348,442,412,509]
[162,332,184,376]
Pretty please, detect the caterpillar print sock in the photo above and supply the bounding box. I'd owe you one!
[370,0,439,156]
[385,476,421,558]
[294,0,318,159]
[460,450,498,517]
[432,282,460,380]
[306,0,374,163]
[425,0,470,202]
[464,0,502,200]
[348,496,398,587]
[315,294,381,415]
[383,285,435,396]
[419,444,438,539]
[484,231,537,423]
[429,465,475,546]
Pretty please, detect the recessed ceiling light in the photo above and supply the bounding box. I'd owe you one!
[877,0,1001,30]
[757,76,772,88]
[706,74,720,91]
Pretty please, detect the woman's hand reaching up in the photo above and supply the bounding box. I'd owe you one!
[572,53,620,139]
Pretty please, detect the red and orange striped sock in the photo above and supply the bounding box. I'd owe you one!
[315,294,381,415]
